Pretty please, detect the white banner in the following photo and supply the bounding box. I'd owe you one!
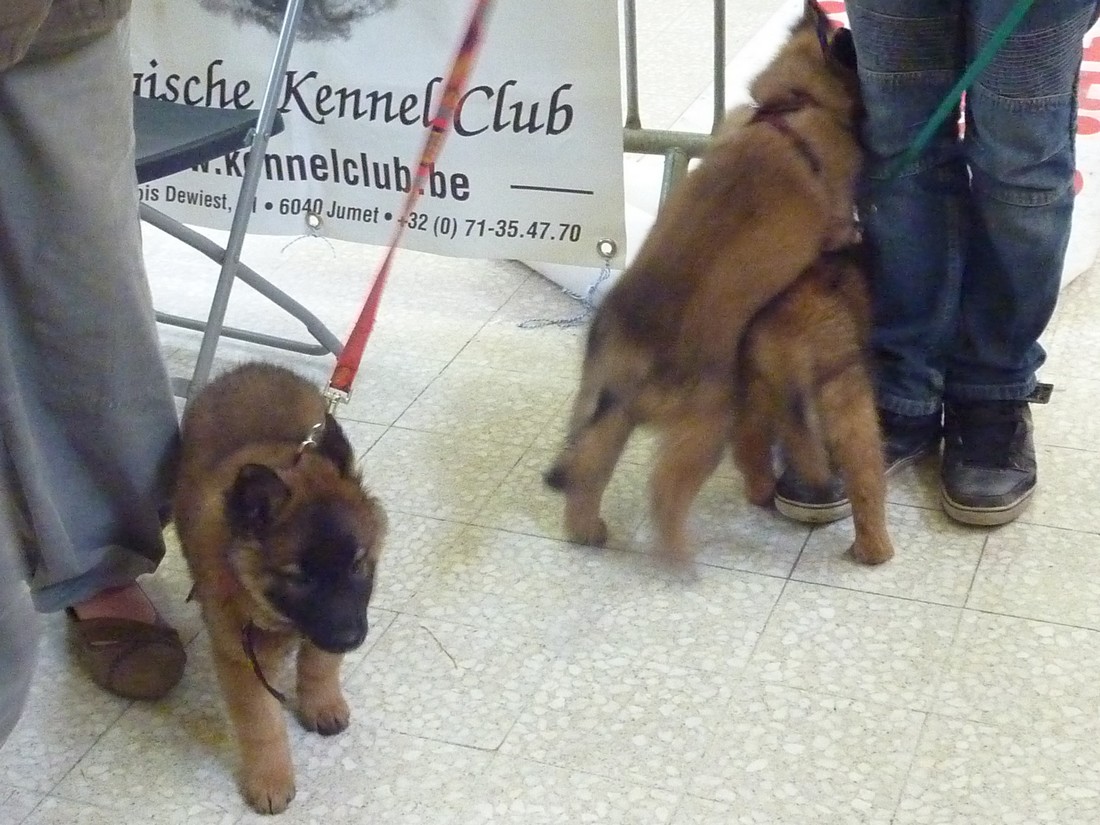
[130,0,627,269]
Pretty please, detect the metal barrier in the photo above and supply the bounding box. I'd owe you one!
[621,0,726,204]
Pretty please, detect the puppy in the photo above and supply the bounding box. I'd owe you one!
[545,1,867,566]
[733,244,892,564]
[173,362,386,814]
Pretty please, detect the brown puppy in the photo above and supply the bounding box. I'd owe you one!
[733,245,892,564]
[173,362,386,814]
[545,1,867,566]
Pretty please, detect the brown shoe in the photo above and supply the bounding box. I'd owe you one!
[66,610,186,700]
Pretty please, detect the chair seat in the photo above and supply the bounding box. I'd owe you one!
[133,96,285,184]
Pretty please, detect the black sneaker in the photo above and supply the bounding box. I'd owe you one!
[940,400,1036,526]
[773,408,942,523]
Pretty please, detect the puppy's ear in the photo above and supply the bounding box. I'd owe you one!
[226,464,290,536]
[829,27,857,71]
[801,0,827,29]
[318,414,355,476]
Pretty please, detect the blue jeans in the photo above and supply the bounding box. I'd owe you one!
[847,0,1099,415]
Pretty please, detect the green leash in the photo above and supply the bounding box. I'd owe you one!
[884,0,1037,179]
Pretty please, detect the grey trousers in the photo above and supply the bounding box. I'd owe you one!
[0,475,37,746]
[0,19,179,742]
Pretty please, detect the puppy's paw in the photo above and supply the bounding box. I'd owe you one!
[298,691,351,736]
[850,538,893,566]
[241,758,296,815]
[744,475,777,508]
[566,516,608,547]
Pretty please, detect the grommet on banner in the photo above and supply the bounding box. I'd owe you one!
[281,210,332,253]
[519,238,619,329]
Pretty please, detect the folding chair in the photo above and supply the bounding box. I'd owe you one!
[131,0,338,400]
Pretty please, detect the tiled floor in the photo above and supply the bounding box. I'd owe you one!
[6,1,1100,823]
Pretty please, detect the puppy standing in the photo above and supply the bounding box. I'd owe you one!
[546,1,866,565]
[174,363,386,814]
[733,245,893,564]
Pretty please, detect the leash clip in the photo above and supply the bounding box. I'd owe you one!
[322,386,350,414]
[298,420,326,456]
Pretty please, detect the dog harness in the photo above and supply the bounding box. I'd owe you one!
[749,91,824,175]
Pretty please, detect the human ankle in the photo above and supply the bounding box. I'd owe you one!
[71,583,159,624]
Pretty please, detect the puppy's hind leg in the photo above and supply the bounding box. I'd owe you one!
[819,373,894,565]
[731,376,778,507]
[546,403,635,547]
[650,408,726,567]
[296,642,350,736]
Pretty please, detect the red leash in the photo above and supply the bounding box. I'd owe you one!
[326,0,496,408]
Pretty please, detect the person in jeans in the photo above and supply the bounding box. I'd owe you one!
[1,1,186,747]
[775,0,1100,527]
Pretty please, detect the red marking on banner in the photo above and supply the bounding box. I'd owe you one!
[1083,33,1100,62]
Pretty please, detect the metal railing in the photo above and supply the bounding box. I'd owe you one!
[621,0,725,204]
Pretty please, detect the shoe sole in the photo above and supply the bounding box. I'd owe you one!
[773,449,933,525]
[774,494,853,524]
[940,485,1034,527]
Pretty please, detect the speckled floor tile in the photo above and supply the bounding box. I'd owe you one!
[457,757,679,825]
[584,564,785,677]
[452,315,585,382]
[403,527,641,649]
[359,427,527,522]
[235,727,494,825]
[1021,445,1100,534]
[335,351,448,427]
[968,522,1100,630]
[373,256,530,321]
[0,785,43,825]
[1030,374,1100,452]
[395,362,573,448]
[500,647,734,792]
[336,418,389,459]
[743,581,960,710]
[0,626,129,794]
[933,610,1100,739]
[633,473,811,578]
[489,269,589,323]
[367,514,472,613]
[1043,278,1100,382]
[882,456,944,511]
[368,306,491,364]
[346,613,554,750]
[668,796,743,825]
[689,682,924,824]
[472,445,652,551]
[792,504,985,607]
[894,715,1100,825]
[20,795,237,825]
[50,640,247,820]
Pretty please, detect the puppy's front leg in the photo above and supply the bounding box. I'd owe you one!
[297,641,350,736]
[211,643,295,815]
